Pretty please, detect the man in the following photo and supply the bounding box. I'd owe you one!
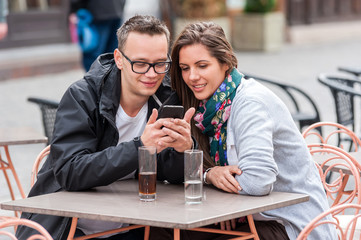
[17,15,195,240]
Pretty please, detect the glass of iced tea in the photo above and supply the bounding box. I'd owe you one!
[138,146,157,201]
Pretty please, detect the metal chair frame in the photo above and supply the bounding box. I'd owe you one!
[318,74,361,150]
[297,203,361,240]
[0,146,26,218]
[0,216,53,240]
[307,144,361,207]
[302,121,361,152]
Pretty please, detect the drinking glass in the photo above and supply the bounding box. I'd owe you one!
[138,146,157,201]
[184,149,203,204]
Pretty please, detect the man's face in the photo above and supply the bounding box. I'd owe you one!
[115,32,169,102]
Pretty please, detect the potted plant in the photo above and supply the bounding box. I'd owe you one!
[232,0,285,51]
[172,0,231,40]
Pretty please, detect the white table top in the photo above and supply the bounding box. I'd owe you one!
[1,180,309,229]
[0,127,47,146]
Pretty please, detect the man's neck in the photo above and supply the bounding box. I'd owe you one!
[119,93,149,117]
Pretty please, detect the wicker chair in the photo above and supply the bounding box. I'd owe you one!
[27,97,59,144]
[318,74,361,150]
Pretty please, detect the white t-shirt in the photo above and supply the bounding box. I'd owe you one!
[77,103,148,237]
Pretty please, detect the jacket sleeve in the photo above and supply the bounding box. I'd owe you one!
[50,80,141,191]
[231,97,278,196]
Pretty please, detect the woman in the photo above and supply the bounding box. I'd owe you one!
[169,22,337,240]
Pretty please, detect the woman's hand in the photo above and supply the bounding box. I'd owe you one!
[207,166,242,193]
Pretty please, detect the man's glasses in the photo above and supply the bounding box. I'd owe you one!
[120,51,171,74]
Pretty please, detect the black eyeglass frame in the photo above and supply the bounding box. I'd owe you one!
[120,50,172,74]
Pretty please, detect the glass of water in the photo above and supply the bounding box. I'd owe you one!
[184,149,203,204]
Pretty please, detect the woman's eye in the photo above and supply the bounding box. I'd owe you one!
[180,67,189,71]
[199,65,207,69]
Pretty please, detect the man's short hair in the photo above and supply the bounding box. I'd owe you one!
[117,15,170,51]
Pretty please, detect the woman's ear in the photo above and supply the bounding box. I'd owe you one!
[114,49,123,70]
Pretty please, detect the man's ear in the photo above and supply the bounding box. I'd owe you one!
[114,49,123,70]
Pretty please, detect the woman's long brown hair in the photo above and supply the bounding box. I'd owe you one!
[170,22,238,169]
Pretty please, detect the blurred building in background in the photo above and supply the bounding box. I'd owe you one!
[0,0,361,49]
[0,0,70,49]
[0,0,360,81]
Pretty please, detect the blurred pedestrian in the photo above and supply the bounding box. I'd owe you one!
[0,0,8,40]
[70,0,126,71]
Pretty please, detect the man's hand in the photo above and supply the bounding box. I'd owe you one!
[141,109,170,152]
[207,166,242,193]
[141,108,195,153]
[157,107,195,152]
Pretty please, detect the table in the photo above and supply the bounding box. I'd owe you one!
[1,180,309,240]
[0,127,48,200]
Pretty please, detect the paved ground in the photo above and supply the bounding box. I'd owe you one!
[0,19,361,233]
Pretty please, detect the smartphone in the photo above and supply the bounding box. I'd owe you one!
[158,105,184,119]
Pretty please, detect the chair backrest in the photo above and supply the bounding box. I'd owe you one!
[297,203,361,240]
[318,74,361,135]
[29,145,79,240]
[0,216,53,240]
[31,145,50,187]
[27,97,59,144]
[302,122,361,152]
[338,66,361,77]
[308,143,361,207]
[243,72,321,132]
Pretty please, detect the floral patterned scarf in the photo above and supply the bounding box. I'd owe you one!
[194,68,243,166]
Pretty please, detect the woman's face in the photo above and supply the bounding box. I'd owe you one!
[179,44,229,101]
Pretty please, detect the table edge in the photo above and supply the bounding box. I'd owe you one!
[1,194,309,229]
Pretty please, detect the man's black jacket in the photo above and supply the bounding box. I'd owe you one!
[16,53,188,240]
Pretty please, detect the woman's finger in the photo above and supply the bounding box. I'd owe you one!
[224,173,242,193]
[217,181,234,193]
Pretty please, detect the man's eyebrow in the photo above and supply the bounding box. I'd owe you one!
[133,56,169,62]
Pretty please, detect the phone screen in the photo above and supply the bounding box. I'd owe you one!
[158,105,184,119]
